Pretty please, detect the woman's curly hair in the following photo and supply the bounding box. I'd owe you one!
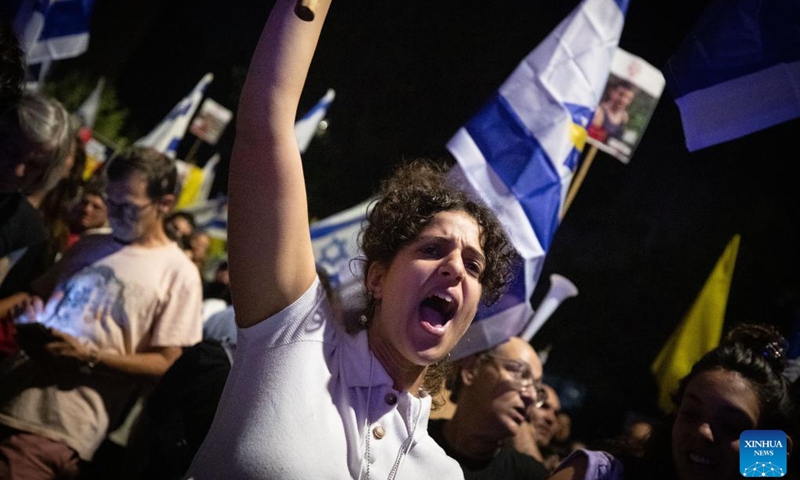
[354,159,516,404]
[361,159,514,305]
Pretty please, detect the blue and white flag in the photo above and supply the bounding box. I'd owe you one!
[295,88,336,154]
[135,73,214,158]
[664,0,800,152]
[310,198,373,310]
[13,0,94,65]
[448,0,628,358]
[186,196,228,241]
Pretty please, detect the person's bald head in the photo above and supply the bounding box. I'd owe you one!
[450,337,544,441]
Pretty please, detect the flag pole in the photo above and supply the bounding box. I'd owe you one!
[561,144,598,219]
[89,129,123,152]
[185,137,203,165]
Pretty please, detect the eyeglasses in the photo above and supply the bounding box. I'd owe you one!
[481,353,548,408]
[106,199,154,220]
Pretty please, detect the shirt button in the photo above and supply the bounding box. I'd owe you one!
[384,393,397,405]
[372,425,386,440]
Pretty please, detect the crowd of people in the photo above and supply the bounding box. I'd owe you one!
[2,3,800,480]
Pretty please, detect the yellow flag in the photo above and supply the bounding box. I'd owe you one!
[175,163,205,209]
[650,234,741,413]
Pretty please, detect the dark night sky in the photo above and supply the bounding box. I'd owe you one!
[46,0,800,441]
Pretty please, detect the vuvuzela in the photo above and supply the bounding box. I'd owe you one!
[520,273,578,341]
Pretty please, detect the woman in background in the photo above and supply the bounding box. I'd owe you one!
[550,323,799,480]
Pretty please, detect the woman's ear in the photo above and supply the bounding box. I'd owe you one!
[787,435,794,458]
[365,262,385,299]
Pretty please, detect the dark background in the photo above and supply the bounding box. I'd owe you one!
[28,0,800,442]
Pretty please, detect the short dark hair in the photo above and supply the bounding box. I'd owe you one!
[105,146,178,200]
[166,210,197,228]
[83,175,108,199]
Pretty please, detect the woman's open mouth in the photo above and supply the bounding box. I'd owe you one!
[419,292,457,335]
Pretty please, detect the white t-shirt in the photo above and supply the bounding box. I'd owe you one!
[0,237,203,460]
[186,278,463,480]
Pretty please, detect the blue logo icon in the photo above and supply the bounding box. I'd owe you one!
[740,430,787,477]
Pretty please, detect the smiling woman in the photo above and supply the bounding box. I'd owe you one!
[548,323,800,480]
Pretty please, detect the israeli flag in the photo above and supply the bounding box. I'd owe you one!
[310,199,373,309]
[135,73,214,158]
[295,88,336,154]
[14,0,94,65]
[186,196,228,241]
[448,0,628,358]
[664,0,800,152]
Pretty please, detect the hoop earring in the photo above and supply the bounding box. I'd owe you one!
[359,314,369,326]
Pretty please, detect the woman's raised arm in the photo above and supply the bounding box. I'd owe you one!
[228,0,332,328]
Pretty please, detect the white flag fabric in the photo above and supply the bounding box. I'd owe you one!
[75,76,104,129]
[135,73,214,158]
[664,0,800,152]
[185,197,228,241]
[295,88,335,154]
[310,199,373,310]
[14,0,94,65]
[448,0,629,358]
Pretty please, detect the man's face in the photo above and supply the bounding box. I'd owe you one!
[531,384,561,447]
[106,172,162,243]
[190,233,210,260]
[461,337,543,440]
[70,193,108,231]
[169,216,194,241]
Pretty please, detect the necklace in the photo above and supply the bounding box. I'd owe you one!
[358,355,375,480]
[358,355,424,480]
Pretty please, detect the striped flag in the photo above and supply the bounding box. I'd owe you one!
[448,0,629,358]
[295,88,336,154]
[14,0,94,65]
[310,199,373,307]
[135,73,214,158]
[186,196,228,242]
[664,0,800,152]
[311,199,373,288]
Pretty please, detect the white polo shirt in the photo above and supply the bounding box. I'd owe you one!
[186,278,463,480]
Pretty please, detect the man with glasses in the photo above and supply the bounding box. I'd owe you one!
[513,382,566,474]
[428,336,549,479]
[0,147,202,479]
[526,383,565,472]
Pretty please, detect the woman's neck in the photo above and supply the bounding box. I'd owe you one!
[367,328,427,394]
